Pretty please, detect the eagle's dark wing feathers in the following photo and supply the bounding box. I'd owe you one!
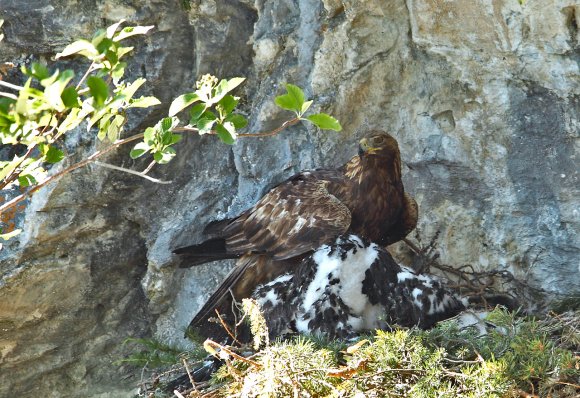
[223,174,351,260]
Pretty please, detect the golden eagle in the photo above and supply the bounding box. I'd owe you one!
[174,131,417,339]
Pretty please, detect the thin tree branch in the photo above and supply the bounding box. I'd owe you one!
[172,126,201,133]
[203,339,261,368]
[0,132,144,215]
[171,117,301,138]
[237,117,300,137]
[0,145,37,190]
[93,161,171,184]
[0,91,17,100]
[0,80,24,91]
[76,61,96,90]
[0,123,57,191]
[0,117,302,215]
[141,160,156,175]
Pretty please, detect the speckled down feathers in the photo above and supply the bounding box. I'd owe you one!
[253,235,466,339]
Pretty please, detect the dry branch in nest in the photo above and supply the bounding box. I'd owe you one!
[403,229,558,312]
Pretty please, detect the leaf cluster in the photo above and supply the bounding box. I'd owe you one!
[275,84,342,131]
[167,74,247,145]
[0,19,158,192]
[130,117,181,164]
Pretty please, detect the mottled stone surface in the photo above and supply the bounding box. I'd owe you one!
[0,0,578,396]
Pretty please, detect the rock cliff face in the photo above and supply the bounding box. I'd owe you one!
[0,0,578,396]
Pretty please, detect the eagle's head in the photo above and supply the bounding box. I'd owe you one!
[358,132,400,159]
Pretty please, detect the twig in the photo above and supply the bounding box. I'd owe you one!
[76,61,96,90]
[237,118,300,137]
[0,123,56,191]
[0,146,36,190]
[172,117,301,139]
[203,339,262,368]
[182,358,199,395]
[0,132,144,215]
[141,160,156,175]
[0,91,17,100]
[173,390,186,398]
[214,309,241,346]
[516,390,539,398]
[403,238,422,255]
[553,380,580,389]
[93,161,171,184]
[139,361,149,397]
[172,126,201,134]
[0,80,24,91]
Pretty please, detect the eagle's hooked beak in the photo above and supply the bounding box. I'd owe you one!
[358,137,377,157]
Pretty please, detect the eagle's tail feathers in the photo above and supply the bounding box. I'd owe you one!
[203,218,234,235]
[174,238,239,268]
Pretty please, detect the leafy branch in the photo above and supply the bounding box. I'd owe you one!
[0,20,342,240]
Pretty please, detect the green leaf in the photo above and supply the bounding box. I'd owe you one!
[301,100,313,114]
[130,142,150,159]
[306,113,342,131]
[91,29,107,47]
[168,134,182,145]
[153,147,176,164]
[116,47,134,59]
[216,95,239,116]
[111,62,127,82]
[56,39,99,59]
[38,113,58,128]
[275,84,306,114]
[44,70,75,111]
[160,116,176,132]
[61,87,79,108]
[18,174,37,187]
[225,113,247,130]
[58,108,83,133]
[0,157,21,181]
[97,115,111,140]
[189,103,207,124]
[87,76,109,108]
[119,78,146,101]
[113,25,154,42]
[106,19,126,39]
[212,77,245,104]
[129,96,161,108]
[104,49,118,65]
[143,127,156,145]
[40,144,65,163]
[168,93,200,116]
[40,70,60,88]
[197,118,216,134]
[31,62,50,80]
[107,114,125,142]
[215,122,236,145]
[96,38,114,55]
[88,106,112,131]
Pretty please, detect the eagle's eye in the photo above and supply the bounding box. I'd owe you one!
[371,135,385,146]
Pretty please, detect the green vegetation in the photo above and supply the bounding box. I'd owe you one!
[0,20,340,240]
[133,308,579,397]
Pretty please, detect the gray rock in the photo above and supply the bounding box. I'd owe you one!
[0,0,578,396]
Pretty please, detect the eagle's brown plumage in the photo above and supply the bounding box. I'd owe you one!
[174,131,417,339]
